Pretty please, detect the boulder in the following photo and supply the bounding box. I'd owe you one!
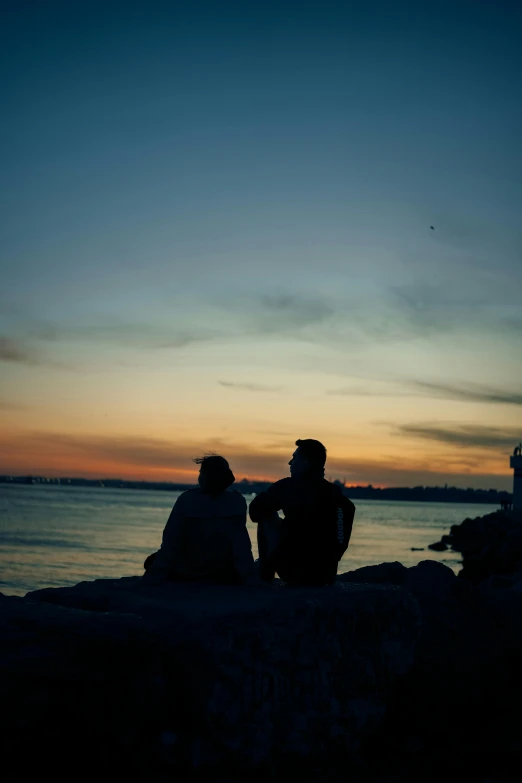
[402,559,456,600]
[337,561,407,586]
[428,511,522,585]
[369,566,522,775]
[0,577,420,776]
[338,559,522,763]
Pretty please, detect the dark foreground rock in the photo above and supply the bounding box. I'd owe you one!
[341,560,522,781]
[428,509,522,584]
[3,548,522,782]
[0,578,419,779]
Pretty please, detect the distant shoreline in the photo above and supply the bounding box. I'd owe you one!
[0,475,511,505]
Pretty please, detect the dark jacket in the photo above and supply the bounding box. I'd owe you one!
[249,476,356,585]
[142,488,257,585]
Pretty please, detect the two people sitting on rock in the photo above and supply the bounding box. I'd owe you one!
[142,439,356,587]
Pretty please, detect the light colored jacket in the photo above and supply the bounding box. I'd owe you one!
[142,488,257,585]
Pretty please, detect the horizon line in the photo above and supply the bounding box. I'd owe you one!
[0,474,511,494]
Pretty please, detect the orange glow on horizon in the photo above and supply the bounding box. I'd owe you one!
[0,441,512,490]
[0,421,515,491]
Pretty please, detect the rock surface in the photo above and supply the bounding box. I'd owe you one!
[428,509,522,585]
[1,577,420,777]
[341,558,522,775]
[4,528,522,781]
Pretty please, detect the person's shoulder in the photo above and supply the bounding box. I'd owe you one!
[268,477,292,491]
[176,488,202,508]
[179,488,200,500]
[250,478,289,500]
[324,481,356,507]
[223,489,247,512]
[323,479,343,492]
[227,488,247,504]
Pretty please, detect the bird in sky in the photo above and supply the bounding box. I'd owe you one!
[430,226,435,230]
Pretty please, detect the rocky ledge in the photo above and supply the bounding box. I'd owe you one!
[2,550,522,781]
[428,509,522,585]
[1,576,419,778]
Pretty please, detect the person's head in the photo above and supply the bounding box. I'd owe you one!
[194,454,235,494]
[289,439,327,479]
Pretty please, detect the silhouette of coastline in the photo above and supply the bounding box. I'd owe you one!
[0,474,512,505]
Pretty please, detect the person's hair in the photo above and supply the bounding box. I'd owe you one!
[193,454,235,493]
[295,439,327,470]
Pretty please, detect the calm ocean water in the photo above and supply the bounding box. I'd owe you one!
[0,483,498,597]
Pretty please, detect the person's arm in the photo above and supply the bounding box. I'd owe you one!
[222,493,257,585]
[141,496,186,585]
[230,516,260,585]
[248,480,286,522]
[336,495,356,559]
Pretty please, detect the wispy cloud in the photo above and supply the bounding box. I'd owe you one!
[0,336,37,364]
[255,291,335,331]
[409,381,522,407]
[219,380,282,393]
[2,289,336,357]
[325,379,522,406]
[387,283,479,337]
[386,279,522,342]
[0,335,72,370]
[60,322,217,350]
[4,275,522,375]
[327,386,407,397]
[327,379,522,407]
[396,423,522,451]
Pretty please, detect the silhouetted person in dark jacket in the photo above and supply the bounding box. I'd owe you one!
[249,439,355,586]
[142,455,258,586]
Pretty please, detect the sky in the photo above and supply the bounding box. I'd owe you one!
[1,0,521,489]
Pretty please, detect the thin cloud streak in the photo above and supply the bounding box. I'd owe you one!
[327,386,407,397]
[410,381,522,407]
[0,336,37,364]
[387,280,522,341]
[5,289,337,355]
[255,291,335,332]
[396,423,522,451]
[56,322,217,350]
[6,277,522,369]
[219,381,282,393]
[0,335,72,370]
[328,380,522,407]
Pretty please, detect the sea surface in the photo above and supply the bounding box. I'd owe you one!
[0,483,498,596]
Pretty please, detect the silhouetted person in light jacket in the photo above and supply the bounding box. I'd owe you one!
[142,455,258,586]
[249,439,356,586]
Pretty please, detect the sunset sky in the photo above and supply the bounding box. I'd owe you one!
[2,0,521,489]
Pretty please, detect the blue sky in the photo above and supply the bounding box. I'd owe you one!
[1,0,521,487]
